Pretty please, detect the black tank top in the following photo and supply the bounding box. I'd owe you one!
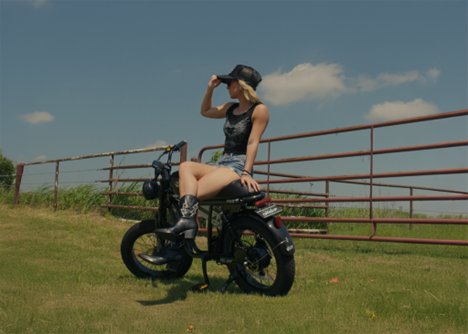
[223,103,261,154]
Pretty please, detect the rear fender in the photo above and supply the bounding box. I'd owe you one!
[233,211,295,256]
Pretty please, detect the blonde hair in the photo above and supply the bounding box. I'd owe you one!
[238,80,262,104]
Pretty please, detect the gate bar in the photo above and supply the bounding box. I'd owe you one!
[287,234,468,246]
[258,168,468,185]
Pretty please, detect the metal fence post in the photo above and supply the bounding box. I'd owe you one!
[267,140,271,197]
[410,187,413,230]
[180,142,187,163]
[370,126,376,238]
[325,180,330,231]
[108,155,114,212]
[53,162,59,212]
[14,164,25,205]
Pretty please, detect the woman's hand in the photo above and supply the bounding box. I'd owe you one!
[241,175,262,193]
[208,75,222,89]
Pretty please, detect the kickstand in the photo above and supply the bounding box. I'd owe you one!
[220,270,237,294]
[192,256,210,293]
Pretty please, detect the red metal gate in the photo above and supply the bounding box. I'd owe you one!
[198,109,468,246]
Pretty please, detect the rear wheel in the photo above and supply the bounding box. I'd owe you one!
[120,220,193,279]
[223,216,295,296]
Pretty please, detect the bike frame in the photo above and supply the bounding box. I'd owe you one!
[150,143,295,292]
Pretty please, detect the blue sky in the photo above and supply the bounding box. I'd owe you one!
[1,0,467,215]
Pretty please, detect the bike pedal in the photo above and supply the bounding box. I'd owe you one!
[192,283,210,293]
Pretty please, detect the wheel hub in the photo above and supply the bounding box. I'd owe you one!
[247,245,271,271]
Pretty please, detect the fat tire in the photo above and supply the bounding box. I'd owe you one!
[223,216,295,296]
[120,220,192,279]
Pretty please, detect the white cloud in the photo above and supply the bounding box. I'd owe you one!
[34,155,47,161]
[358,68,440,92]
[20,111,54,124]
[425,68,441,84]
[364,99,439,121]
[259,63,353,106]
[146,140,168,148]
[29,0,50,8]
[357,71,422,92]
[259,63,441,106]
[16,0,52,8]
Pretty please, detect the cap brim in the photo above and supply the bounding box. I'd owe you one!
[217,75,236,84]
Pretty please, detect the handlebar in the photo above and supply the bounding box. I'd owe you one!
[174,140,187,151]
[154,140,187,166]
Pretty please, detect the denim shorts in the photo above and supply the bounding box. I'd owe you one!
[214,153,246,176]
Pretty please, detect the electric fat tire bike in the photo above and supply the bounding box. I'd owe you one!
[120,141,295,296]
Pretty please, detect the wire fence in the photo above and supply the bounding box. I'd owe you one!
[8,109,468,246]
[7,159,468,218]
[13,145,187,213]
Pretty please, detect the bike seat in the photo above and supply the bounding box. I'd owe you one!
[212,179,263,200]
[171,172,263,201]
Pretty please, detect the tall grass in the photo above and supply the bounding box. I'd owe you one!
[268,191,327,230]
[0,183,157,221]
[1,183,465,224]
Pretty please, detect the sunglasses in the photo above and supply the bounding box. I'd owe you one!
[226,79,237,87]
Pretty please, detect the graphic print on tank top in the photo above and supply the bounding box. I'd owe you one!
[223,116,251,151]
[223,103,259,154]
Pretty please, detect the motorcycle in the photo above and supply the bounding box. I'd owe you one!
[120,141,295,296]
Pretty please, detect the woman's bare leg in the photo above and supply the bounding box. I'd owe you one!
[196,168,240,201]
[178,161,240,201]
[151,162,240,243]
[178,161,216,197]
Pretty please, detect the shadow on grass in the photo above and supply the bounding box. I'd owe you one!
[134,274,244,306]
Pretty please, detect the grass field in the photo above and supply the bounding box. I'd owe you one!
[0,204,467,334]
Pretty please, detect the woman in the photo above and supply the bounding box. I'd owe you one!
[141,65,269,265]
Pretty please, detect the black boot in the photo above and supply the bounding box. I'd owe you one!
[155,195,199,241]
[139,241,185,265]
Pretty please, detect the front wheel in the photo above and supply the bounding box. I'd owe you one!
[120,220,193,279]
[223,216,295,296]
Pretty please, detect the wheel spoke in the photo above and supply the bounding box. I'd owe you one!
[132,233,168,272]
[250,272,274,281]
[235,229,278,289]
[122,220,193,279]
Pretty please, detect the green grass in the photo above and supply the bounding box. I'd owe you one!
[0,205,467,333]
[0,183,157,221]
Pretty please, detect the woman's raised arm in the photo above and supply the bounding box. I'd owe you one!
[200,75,233,119]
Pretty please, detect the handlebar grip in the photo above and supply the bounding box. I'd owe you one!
[174,140,187,151]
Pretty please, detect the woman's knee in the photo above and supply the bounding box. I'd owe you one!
[179,161,214,179]
[179,161,212,179]
[179,161,195,175]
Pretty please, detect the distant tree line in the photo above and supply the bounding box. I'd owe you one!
[0,150,15,188]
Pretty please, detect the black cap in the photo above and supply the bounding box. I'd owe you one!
[217,65,262,90]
